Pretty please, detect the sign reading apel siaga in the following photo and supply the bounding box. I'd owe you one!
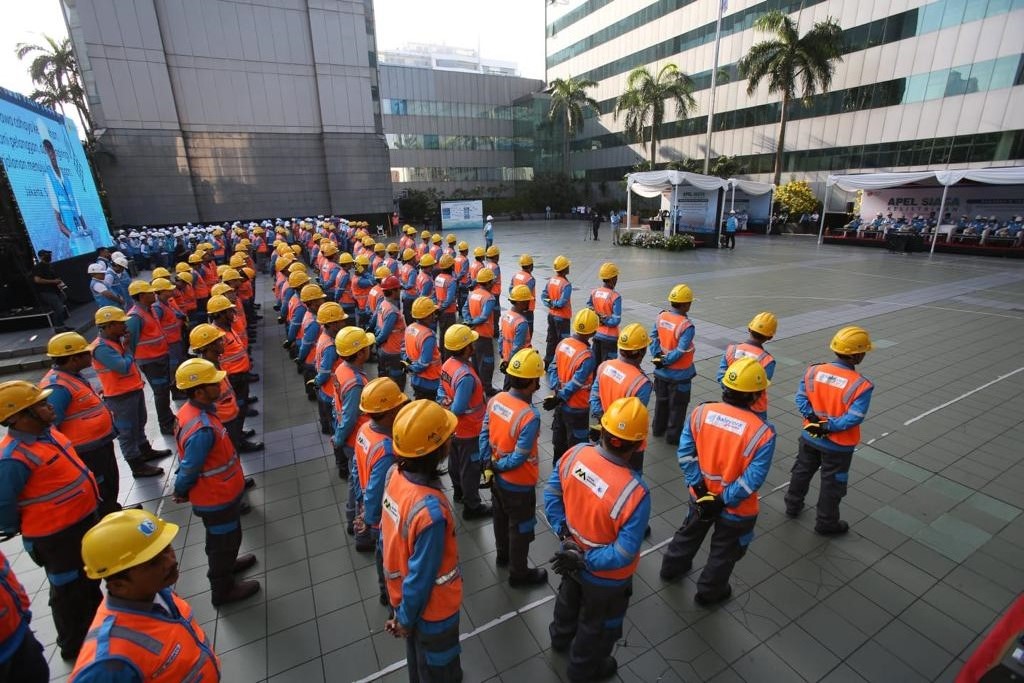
[860,186,1024,221]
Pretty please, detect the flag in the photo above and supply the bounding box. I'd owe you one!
[721,0,728,11]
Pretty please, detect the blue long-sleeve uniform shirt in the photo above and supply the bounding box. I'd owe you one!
[586,290,622,341]
[542,280,572,312]
[124,311,145,355]
[649,317,697,385]
[297,319,321,366]
[393,472,452,629]
[478,390,540,491]
[795,360,873,453]
[503,316,530,358]
[436,360,478,419]
[358,424,394,526]
[333,365,365,447]
[315,343,339,401]
[406,333,439,393]
[675,405,775,520]
[462,290,496,328]
[287,303,308,344]
[374,304,400,349]
[589,363,652,419]
[92,340,137,377]
[726,217,738,233]
[543,448,651,582]
[436,276,457,311]
[546,347,596,413]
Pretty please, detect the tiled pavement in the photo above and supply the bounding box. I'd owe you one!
[3,222,1023,682]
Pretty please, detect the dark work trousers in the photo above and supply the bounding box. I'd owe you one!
[25,512,101,660]
[411,382,437,401]
[448,436,483,509]
[38,290,67,327]
[784,440,854,527]
[374,535,389,607]
[78,441,121,516]
[224,415,245,449]
[0,629,49,682]
[551,407,589,466]
[194,498,243,600]
[724,232,736,249]
[139,357,175,433]
[661,503,757,601]
[591,337,618,365]
[401,299,415,326]
[405,615,463,683]
[341,304,357,324]
[543,315,570,368]
[341,446,358,524]
[438,312,457,359]
[317,396,334,435]
[456,287,469,317]
[549,575,632,683]
[379,351,407,392]
[228,372,251,408]
[303,365,317,400]
[471,337,495,392]
[652,378,690,446]
[492,485,536,577]
[104,389,148,463]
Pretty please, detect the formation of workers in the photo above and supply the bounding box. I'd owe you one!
[0,215,877,682]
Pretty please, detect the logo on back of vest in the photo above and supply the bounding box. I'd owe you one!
[734,348,760,361]
[572,462,609,498]
[658,319,675,331]
[815,371,848,389]
[705,410,747,436]
[382,494,400,525]
[491,402,514,422]
[356,432,370,450]
[603,365,626,383]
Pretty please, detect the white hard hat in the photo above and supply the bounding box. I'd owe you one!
[111,251,125,259]
[113,256,129,267]
[486,215,493,221]
[87,263,106,274]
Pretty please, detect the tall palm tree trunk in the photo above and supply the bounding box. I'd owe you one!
[649,132,657,167]
[773,94,790,187]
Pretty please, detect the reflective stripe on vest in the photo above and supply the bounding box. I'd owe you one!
[655,311,694,371]
[219,328,250,374]
[89,337,145,397]
[545,276,572,318]
[802,363,871,447]
[0,553,31,645]
[689,403,773,516]
[511,271,536,310]
[468,290,495,338]
[486,393,539,487]
[433,273,456,313]
[554,337,593,410]
[724,343,772,414]
[499,310,530,362]
[376,301,405,355]
[174,404,244,507]
[590,287,620,338]
[332,362,369,448]
[405,324,440,380]
[439,359,484,438]
[128,305,169,361]
[41,369,115,451]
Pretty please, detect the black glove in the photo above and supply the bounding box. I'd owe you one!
[550,545,585,577]
[281,339,293,349]
[695,493,724,522]
[588,424,601,443]
[400,360,411,373]
[803,421,829,439]
[541,394,562,412]
[651,355,664,369]
[498,360,509,374]
[277,316,285,324]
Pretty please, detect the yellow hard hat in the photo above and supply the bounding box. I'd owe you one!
[234,242,248,252]
[485,245,499,258]
[506,348,544,379]
[81,509,179,580]
[446,234,456,244]
[320,241,338,257]
[401,248,416,261]
[386,242,399,254]
[411,296,438,320]
[46,331,90,358]
[275,256,294,272]
[290,244,302,254]
[210,282,232,297]
[721,356,770,392]
[420,230,431,239]
[128,280,153,296]
[830,326,873,355]
[187,252,203,264]
[335,327,375,356]
[175,357,226,390]
[392,400,458,458]
[242,267,255,279]
[176,271,194,284]
[748,312,778,338]
[288,271,310,288]
[316,302,347,324]
[206,295,234,315]
[300,284,326,302]
[473,247,486,258]
[444,323,478,351]
[355,254,370,267]
[374,265,392,280]
[405,225,416,235]
[0,380,52,422]
[572,308,600,335]
[287,262,307,274]
[174,262,191,274]
[431,234,442,244]
[221,268,242,282]
[359,377,410,414]
[553,255,571,271]
[668,284,693,303]
[216,264,229,277]
[475,268,494,284]
[508,284,533,302]
[189,323,225,351]
[151,267,171,279]
[601,396,649,442]
[617,323,649,351]
[229,254,246,268]
[150,277,175,292]
[374,243,385,253]
[418,254,436,268]
[438,255,454,269]
[599,262,619,280]
[95,306,130,325]
[457,241,469,251]
[312,233,323,243]
[199,242,214,252]
[519,254,533,267]
[337,252,354,265]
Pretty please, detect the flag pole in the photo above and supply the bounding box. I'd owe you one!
[703,0,727,175]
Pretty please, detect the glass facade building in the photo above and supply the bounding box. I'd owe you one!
[544,0,1024,191]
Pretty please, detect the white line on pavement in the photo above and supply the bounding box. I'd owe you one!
[903,366,1024,426]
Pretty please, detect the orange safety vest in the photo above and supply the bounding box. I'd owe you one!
[232,300,248,347]
[454,255,470,286]
[218,326,250,375]
[212,237,226,258]
[90,337,145,397]
[433,273,456,313]
[554,337,594,410]
[485,260,501,297]
[201,262,218,286]
[398,263,416,297]
[413,270,432,298]
[174,401,244,507]
[428,244,442,262]
[128,304,169,362]
[314,332,339,399]
[70,589,220,682]
[439,358,484,438]
[351,272,371,308]
[381,468,462,620]
[0,428,98,538]
[511,271,536,311]
[153,301,181,345]
[366,285,384,316]
[336,269,355,306]
[801,363,872,447]
[467,289,495,339]
[405,323,440,380]
[0,550,30,648]
[499,310,531,362]
[375,300,405,355]
[299,315,319,365]
[354,422,392,529]
[545,276,572,319]
[41,369,115,452]
[655,311,694,371]
[237,279,253,302]
[255,235,268,254]
[486,392,539,487]
[213,374,239,425]
[285,295,302,325]
[332,362,369,448]
[589,287,620,339]
[688,402,774,517]
[192,274,210,300]
[557,443,647,580]
[469,260,484,283]
[723,343,773,414]
[597,359,651,449]
[175,283,197,314]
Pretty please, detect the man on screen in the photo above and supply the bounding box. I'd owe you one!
[39,120,93,259]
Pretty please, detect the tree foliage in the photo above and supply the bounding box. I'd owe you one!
[774,180,819,216]
[16,35,95,138]
[614,64,697,167]
[547,76,599,174]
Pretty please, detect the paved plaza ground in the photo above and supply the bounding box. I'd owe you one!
[4,220,1023,682]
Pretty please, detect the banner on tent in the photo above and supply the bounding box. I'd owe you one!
[728,191,772,226]
[860,186,1024,220]
[663,188,720,234]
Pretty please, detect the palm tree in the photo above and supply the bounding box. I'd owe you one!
[16,35,96,136]
[614,64,697,168]
[737,10,843,186]
[547,76,599,175]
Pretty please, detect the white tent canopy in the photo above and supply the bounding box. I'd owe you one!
[624,171,774,234]
[819,166,1024,252]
